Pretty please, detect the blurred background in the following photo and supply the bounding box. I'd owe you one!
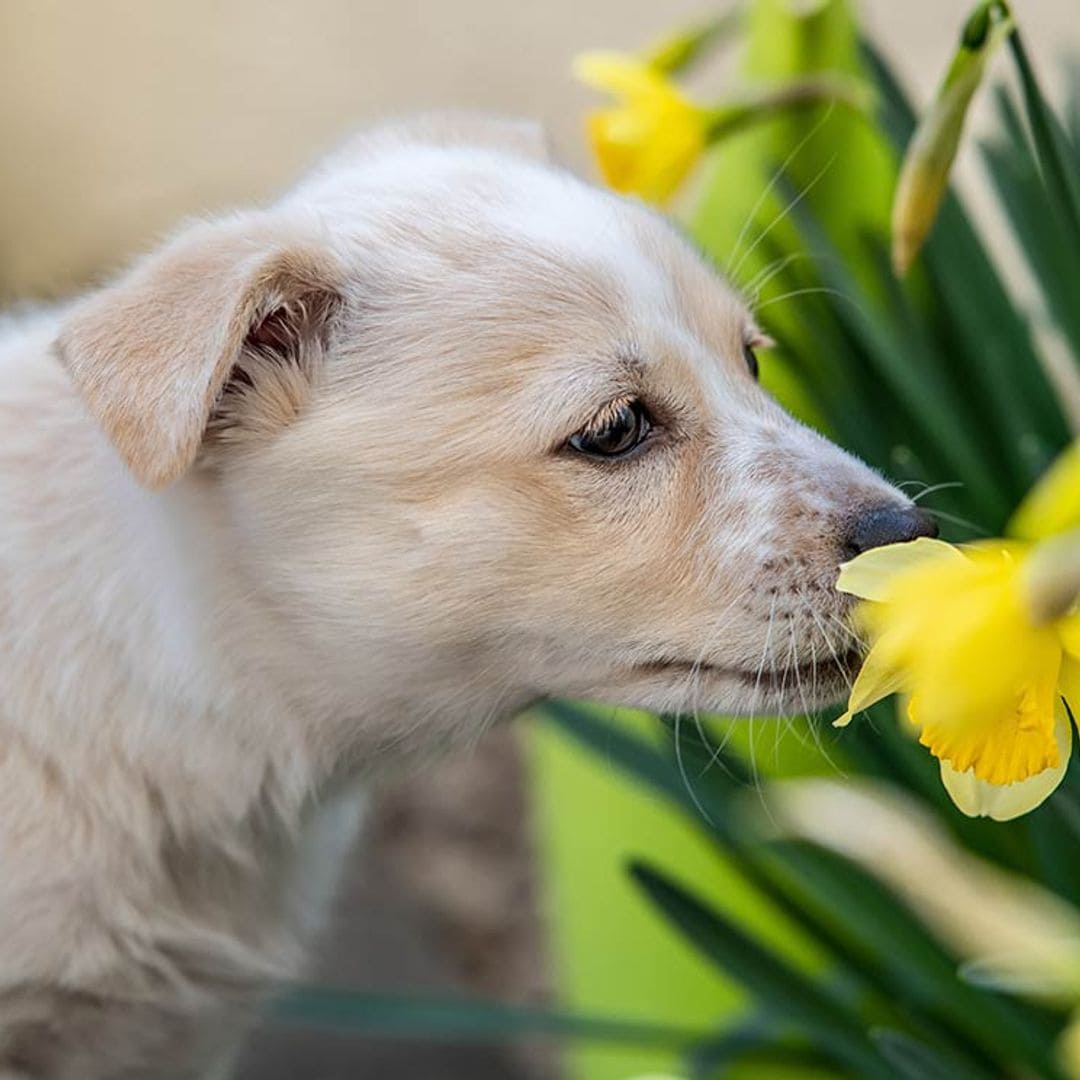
[1,0,1075,299]
[2,3,1078,1079]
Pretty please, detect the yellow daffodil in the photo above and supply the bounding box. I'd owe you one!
[835,442,1080,820]
[1011,440,1080,541]
[574,52,708,204]
[576,21,869,206]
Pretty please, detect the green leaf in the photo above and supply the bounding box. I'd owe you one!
[784,197,1012,521]
[1006,27,1080,241]
[541,701,693,807]
[271,987,708,1047]
[759,840,1063,1075]
[856,39,1070,491]
[629,861,895,1079]
[982,87,1080,377]
[687,1015,843,1078]
[870,1027,982,1080]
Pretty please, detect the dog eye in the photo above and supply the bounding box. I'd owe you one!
[743,343,759,380]
[568,398,651,458]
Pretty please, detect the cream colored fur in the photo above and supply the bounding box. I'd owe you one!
[0,115,906,1078]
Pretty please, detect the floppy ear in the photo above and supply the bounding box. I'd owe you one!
[58,212,342,489]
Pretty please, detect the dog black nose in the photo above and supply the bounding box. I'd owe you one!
[845,504,939,558]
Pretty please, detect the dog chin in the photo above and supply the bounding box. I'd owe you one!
[580,650,858,718]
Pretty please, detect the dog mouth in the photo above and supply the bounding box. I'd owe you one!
[633,645,863,705]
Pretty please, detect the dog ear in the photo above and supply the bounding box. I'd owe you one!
[58,213,342,489]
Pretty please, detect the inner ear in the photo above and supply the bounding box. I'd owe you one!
[204,287,340,457]
[245,288,338,357]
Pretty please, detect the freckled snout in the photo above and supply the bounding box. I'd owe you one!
[843,503,939,559]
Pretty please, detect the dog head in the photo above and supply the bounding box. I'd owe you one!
[58,115,934,745]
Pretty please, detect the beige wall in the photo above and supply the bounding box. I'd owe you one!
[0,0,1074,295]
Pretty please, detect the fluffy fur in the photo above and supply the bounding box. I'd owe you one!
[0,115,911,1078]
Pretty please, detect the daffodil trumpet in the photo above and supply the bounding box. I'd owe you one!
[834,441,1080,821]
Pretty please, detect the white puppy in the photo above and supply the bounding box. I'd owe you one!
[0,115,934,1078]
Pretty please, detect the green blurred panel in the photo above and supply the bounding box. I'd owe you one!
[527,708,833,1080]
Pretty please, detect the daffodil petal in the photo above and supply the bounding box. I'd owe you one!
[834,642,904,726]
[574,49,705,203]
[939,701,1072,821]
[1009,440,1080,541]
[573,52,658,98]
[837,537,964,601]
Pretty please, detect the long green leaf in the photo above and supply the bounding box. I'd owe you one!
[271,987,708,1047]
[1007,27,1080,241]
[760,840,1063,1076]
[870,1027,981,1080]
[629,861,895,1078]
[686,1014,843,1078]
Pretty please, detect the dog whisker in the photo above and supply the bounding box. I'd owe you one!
[745,251,815,304]
[922,507,990,536]
[726,103,836,279]
[732,153,837,284]
[755,284,858,312]
[673,711,716,826]
[910,479,965,503]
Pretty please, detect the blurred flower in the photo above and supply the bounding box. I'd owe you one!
[835,441,1080,820]
[891,0,1013,274]
[575,52,709,203]
[576,26,871,205]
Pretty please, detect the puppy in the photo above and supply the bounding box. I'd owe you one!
[0,114,935,1078]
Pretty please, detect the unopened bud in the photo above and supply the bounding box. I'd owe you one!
[892,1,1012,275]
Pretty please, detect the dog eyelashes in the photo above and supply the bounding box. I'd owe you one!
[568,396,652,459]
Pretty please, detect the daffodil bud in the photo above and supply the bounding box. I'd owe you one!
[891,1,1013,275]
